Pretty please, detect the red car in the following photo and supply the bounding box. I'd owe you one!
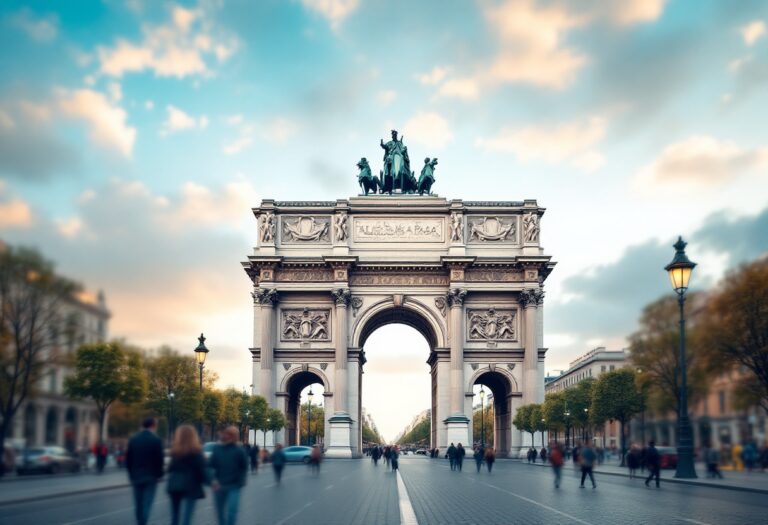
[657,447,678,469]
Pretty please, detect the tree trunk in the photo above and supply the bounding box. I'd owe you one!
[0,420,8,477]
[98,408,107,444]
[619,419,626,467]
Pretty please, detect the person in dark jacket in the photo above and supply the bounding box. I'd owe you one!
[447,443,457,471]
[371,445,381,466]
[579,441,597,489]
[250,444,259,473]
[271,443,287,482]
[644,441,661,488]
[210,426,248,525]
[484,447,496,473]
[473,445,485,473]
[126,417,164,525]
[539,447,547,463]
[167,425,206,525]
[456,443,466,471]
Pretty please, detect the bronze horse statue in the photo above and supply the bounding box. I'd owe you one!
[356,158,380,195]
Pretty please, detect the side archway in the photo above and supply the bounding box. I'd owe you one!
[280,368,328,447]
[471,369,517,457]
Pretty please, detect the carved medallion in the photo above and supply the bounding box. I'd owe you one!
[467,216,517,243]
[281,308,330,341]
[467,308,517,341]
[281,216,331,243]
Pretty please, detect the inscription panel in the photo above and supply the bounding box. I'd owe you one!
[465,269,523,282]
[350,272,448,286]
[352,218,444,243]
[275,269,334,282]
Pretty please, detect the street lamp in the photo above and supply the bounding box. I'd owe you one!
[307,388,314,446]
[479,386,486,448]
[636,367,647,445]
[264,417,270,448]
[564,409,571,449]
[665,236,697,479]
[194,333,209,436]
[583,408,589,442]
[167,390,175,446]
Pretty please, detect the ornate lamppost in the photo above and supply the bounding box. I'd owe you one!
[307,388,314,446]
[665,236,697,479]
[194,333,209,436]
[479,386,486,448]
[583,408,589,442]
[167,390,175,446]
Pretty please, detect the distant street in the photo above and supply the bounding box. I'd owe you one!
[2,457,766,525]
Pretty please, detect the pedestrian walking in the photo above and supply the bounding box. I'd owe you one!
[456,443,466,471]
[539,447,547,463]
[706,447,723,479]
[644,441,661,488]
[549,442,564,488]
[484,447,496,473]
[250,444,259,473]
[209,426,248,525]
[309,445,322,475]
[579,441,597,489]
[371,445,381,466]
[95,442,108,473]
[447,443,457,471]
[391,446,399,471]
[384,446,392,468]
[271,444,286,483]
[126,417,164,525]
[627,444,640,479]
[473,445,484,472]
[742,442,758,472]
[167,425,206,525]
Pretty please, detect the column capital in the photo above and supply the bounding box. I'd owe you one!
[447,287,467,307]
[331,288,351,307]
[519,288,544,308]
[252,287,278,306]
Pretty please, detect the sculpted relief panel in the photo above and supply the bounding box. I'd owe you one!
[467,308,517,342]
[467,216,517,243]
[281,216,331,243]
[352,218,444,243]
[281,308,331,341]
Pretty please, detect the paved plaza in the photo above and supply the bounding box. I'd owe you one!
[2,457,766,525]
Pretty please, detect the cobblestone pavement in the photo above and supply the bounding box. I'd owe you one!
[1,456,766,524]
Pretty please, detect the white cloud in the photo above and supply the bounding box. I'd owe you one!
[226,114,244,126]
[144,100,154,110]
[417,66,450,85]
[377,90,397,106]
[476,116,606,172]
[741,20,766,47]
[302,0,359,30]
[107,82,123,102]
[728,55,752,72]
[57,88,136,157]
[599,0,666,26]
[9,8,58,42]
[436,77,480,100]
[0,198,33,228]
[636,136,768,190]
[222,115,300,154]
[162,105,208,134]
[402,112,454,149]
[96,4,237,78]
[55,217,84,238]
[223,136,253,155]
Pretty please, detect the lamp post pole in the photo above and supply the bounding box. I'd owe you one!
[308,388,314,447]
[194,333,210,437]
[479,386,486,448]
[665,236,697,479]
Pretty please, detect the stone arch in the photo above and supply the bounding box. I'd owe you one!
[471,369,517,457]
[281,368,328,447]
[351,296,445,349]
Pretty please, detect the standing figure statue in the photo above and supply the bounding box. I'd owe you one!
[380,130,411,193]
[417,157,438,195]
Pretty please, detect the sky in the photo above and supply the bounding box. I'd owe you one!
[1,0,767,441]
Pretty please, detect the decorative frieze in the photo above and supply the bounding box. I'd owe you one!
[281,216,331,243]
[281,308,330,341]
[467,308,517,341]
[349,273,448,286]
[467,216,517,243]
[352,218,444,243]
[465,269,523,282]
[274,269,334,282]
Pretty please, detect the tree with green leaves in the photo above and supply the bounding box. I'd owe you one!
[267,408,285,446]
[701,258,768,414]
[201,390,223,441]
[65,342,147,442]
[472,404,494,446]
[513,404,536,447]
[529,404,547,448]
[0,246,80,471]
[591,368,643,466]
[242,394,269,442]
[300,402,325,446]
[362,416,384,445]
[542,391,566,443]
[220,388,243,426]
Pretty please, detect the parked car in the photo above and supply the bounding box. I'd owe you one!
[657,447,678,469]
[415,449,427,455]
[282,446,313,463]
[16,447,80,475]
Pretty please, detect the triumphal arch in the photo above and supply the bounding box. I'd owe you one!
[243,134,554,458]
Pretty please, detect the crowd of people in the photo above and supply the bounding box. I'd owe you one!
[124,417,317,525]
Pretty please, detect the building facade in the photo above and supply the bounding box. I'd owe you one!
[5,289,110,451]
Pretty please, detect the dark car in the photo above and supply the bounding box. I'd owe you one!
[657,447,678,469]
[17,446,81,475]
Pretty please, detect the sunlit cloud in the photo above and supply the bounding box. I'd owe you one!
[8,7,58,42]
[0,184,33,228]
[162,105,208,135]
[302,0,359,30]
[476,116,606,172]
[416,66,450,85]
[741,20,766,46]
[402,111,454,149]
